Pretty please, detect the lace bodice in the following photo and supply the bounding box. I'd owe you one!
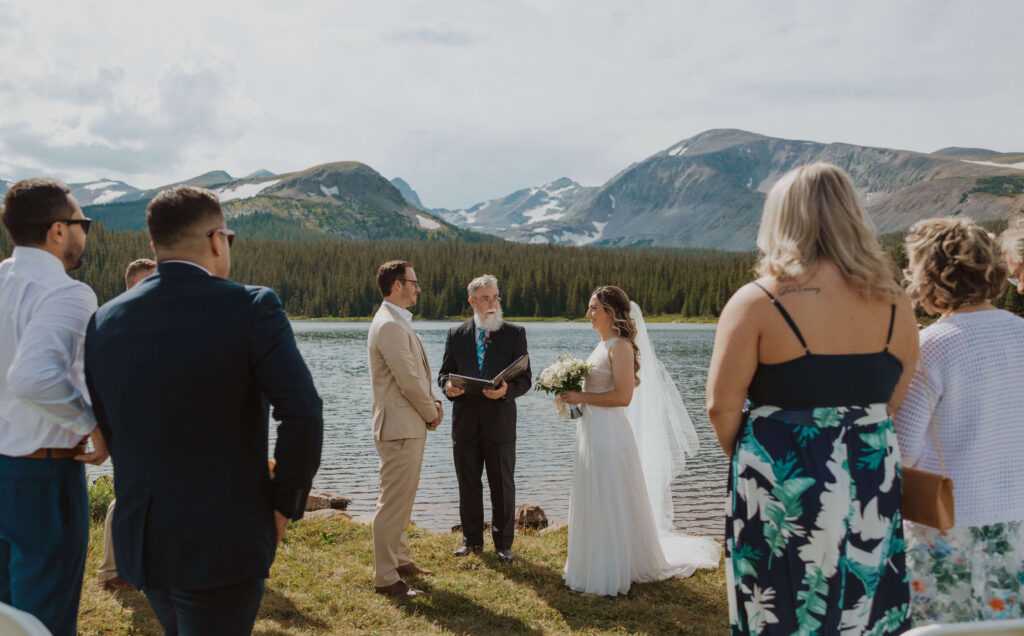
[583,338,617,393]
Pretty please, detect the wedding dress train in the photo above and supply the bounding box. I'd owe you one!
[563,304,720,596]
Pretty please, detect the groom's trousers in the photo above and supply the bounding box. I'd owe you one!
[372,436,426,587]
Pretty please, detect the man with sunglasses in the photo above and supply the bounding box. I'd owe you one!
[0,178,107,636]
[84,185,323,634]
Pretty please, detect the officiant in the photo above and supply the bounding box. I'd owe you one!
[439,274,531,563]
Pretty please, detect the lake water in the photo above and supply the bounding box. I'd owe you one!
[91,321,729,538]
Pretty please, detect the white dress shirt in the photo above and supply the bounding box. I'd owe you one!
[383,300,414,327]
[0,246,98,455]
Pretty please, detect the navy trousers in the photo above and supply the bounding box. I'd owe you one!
[0,454,89,636]
[144,578,265,636]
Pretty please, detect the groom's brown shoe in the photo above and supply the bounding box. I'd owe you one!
[397,562,434,576]
[453,544,482,557]
[374,580,421,598]
[496,549,514,563]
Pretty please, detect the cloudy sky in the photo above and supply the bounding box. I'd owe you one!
[1,0,1021,209]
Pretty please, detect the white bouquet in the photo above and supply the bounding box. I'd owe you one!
[534,354,591,419]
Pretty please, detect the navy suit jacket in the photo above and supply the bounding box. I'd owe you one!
[85,262,323,591]
[438,320,531,443]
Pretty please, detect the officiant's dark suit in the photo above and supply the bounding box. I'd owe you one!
[438,319,531,555]
[84,185,323,635]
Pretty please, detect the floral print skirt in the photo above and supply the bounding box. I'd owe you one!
[726,403,911,635]
[906,520,1024,624]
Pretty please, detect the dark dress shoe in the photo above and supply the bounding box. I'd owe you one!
[100,576,135,592]
[396,562,434,576]
[374,580,421,598]
[453,544,483,557]
[496,549,514,563]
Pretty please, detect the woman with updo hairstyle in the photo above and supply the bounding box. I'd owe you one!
[559,285,719,595]
[707,162,919,634]
[893,217,1024,626]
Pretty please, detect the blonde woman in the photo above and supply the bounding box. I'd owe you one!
[706,163,919,634]
[894,217,1024,625]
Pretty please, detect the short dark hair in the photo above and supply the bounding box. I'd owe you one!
[377,260,411,297]
[125,258,157,286]
[1,178,75,245]
[146,185,223,247]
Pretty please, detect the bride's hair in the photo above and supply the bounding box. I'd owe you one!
[592,285,641,386]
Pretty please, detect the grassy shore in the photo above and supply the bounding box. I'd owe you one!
[79,518,728,634]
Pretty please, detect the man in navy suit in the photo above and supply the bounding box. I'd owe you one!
[85,185,323,635]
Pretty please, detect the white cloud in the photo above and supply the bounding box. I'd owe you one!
[0,0,1022,207]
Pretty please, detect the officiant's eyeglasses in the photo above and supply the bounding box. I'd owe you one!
[474,295,501,305]
[205,227,235,247]
[398,278,421,289]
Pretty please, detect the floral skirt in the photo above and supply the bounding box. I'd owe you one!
[906,520,1024,624]
[726,403,911,635]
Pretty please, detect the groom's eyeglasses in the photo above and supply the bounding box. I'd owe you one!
[398,278,421,289]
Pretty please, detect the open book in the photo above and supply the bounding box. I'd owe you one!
[449,354,530,393]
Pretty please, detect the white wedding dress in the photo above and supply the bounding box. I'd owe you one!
[563,304,720,596]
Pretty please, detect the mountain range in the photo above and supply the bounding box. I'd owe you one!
[418,129,1024,250]
[46,164,486,242]
[2,129,1022,249]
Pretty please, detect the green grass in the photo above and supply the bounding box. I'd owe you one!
[79,518,728,634]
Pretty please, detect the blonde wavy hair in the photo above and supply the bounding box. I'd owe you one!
[904,217,1008,315]
[591,285,640,387]
[755,162,900,301]
[999,216,1024,265]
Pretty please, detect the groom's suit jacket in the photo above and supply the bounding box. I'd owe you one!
[438,320,531,443]
[84,262,323,591]
[367,303,438,441]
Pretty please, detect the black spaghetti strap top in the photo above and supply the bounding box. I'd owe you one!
[746,283,903,409]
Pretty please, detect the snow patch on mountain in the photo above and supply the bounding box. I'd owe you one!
[416,215,441,230]
[669,145,688,157]
[438,208,479,226]
[92,190,129,205]
[320,183,339,197]
[962,159,1024,170]
[522,199,566,223]
[215,179,281,202]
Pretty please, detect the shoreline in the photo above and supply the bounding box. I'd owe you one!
[287,314,720,324]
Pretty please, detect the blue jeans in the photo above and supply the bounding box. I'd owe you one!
[144,578,265,636]
[0,454,89,636]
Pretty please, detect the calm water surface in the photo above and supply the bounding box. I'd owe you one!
[297,320,727,537]
[91,321,729,537]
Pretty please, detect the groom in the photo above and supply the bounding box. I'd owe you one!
[439,275,530,563]
[368,260,443,598]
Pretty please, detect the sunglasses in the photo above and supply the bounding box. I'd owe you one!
[205,227,235,247]
[48,218,92,234]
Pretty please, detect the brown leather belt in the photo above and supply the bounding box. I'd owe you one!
[20,444,88,459]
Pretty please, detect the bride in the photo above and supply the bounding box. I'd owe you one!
[560,285,720,595]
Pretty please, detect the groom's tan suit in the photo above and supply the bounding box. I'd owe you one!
[367,302,439,587]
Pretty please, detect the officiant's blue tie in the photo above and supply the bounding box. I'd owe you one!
[476,328,487,371]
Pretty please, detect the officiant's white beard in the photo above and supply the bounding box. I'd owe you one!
[475,306,504,333]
